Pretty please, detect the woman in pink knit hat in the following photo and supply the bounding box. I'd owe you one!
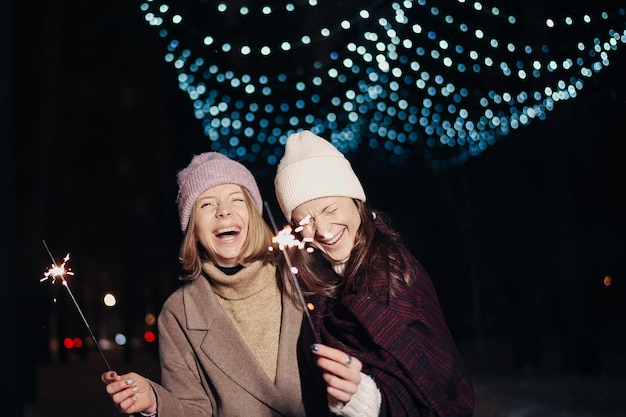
[274,130,475,417]
[100,152,308,417]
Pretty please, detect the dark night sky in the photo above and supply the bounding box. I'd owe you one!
[3,1,626,413]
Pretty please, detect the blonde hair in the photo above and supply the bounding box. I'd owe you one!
[178,186,276,281]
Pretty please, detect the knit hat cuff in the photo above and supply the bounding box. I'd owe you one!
[274,155,365,222]
[176,153,263,232]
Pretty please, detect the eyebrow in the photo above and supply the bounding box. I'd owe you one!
[295,202,336,220]
[321,203,336,212]
[200,189,244,199]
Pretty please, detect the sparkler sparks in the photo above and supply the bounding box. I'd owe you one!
[41,252,74,284]
[271,225,314,252]
[264,202,319,343]
[40,240,111,370]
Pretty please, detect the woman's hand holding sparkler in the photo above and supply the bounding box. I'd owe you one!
[101,370,158,416]
[310,344,362,405]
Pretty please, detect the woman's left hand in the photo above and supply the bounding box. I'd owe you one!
[310,343,362,404]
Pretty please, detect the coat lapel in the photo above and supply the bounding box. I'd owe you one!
[274,291,305,415]
[182,271,304,415]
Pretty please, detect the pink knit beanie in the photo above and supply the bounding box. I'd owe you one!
[274,130,366,222]
[176,152,263,232]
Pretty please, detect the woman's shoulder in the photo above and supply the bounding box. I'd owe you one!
[159,285,184,317]
[346,271,423,314]
[161,277,206,310]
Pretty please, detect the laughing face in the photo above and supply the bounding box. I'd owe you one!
[291,196,361,263]
[193,183,250,267]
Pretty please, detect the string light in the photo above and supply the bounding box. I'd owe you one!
[139,1,626,169]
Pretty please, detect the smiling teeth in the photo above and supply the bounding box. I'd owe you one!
[324,231,341,245]
[216,227,239,234]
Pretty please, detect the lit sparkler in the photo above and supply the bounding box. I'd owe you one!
[271,225,314,252]
[264,202,319,343]
[40,240,111,370]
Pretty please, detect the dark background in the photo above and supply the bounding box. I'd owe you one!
[2,1,625,415]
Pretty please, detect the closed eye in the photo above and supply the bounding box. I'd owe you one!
[297,215,313,227]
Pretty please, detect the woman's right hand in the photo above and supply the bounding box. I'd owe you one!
[310,344,362,405]
[101,370,157,415]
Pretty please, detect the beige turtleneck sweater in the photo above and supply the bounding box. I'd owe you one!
[202,261,282,382]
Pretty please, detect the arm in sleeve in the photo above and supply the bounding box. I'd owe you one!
[329,372,381,417]
[149,306,215,417]
[348,266,474,417]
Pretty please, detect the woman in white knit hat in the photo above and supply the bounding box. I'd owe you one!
[274,131,475,417]
[101,152,307,417]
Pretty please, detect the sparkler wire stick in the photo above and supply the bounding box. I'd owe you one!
[41,240,111,370]
[263,202,320,343]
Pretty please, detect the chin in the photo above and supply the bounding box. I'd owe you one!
[327,251,349,263]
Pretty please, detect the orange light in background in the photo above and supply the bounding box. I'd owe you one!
[145,313,156,326]
[603,275,612,286]
[144,331,156,343]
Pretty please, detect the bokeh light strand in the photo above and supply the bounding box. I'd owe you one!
[139,0,626,169]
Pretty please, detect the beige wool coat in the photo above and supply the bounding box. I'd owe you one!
[148,268,307,417]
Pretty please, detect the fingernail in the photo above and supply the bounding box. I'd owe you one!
[125,379,134,385]
[310,344,319,351]
[132,386,139,392]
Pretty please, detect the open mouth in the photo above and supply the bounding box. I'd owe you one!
[215,226,241,239]
[321,229,344,246]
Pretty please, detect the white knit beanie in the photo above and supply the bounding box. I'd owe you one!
[274,130,366,222]
[176,152,263,232]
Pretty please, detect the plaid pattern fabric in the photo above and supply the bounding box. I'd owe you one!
[299,249,474,417]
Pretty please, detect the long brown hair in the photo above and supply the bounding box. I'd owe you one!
[286,199,417,298]
[178,186,278,281]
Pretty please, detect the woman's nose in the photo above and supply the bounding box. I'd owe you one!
[313,219,330,238]
[216,204,232,217]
